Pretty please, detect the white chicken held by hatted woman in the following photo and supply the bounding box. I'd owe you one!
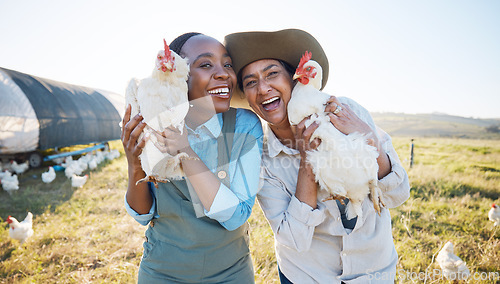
[6,212,34,245]
[287,51,384,220]
[125,39,190,186]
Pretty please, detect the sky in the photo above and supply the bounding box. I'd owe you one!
[1,0,499,118]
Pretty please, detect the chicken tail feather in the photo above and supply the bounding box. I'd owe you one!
[346,202,362,221]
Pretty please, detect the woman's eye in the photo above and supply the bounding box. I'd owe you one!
[267,71,278,78]
[200,63,212,68]
[244,80,256,88]
[225,63,233,68]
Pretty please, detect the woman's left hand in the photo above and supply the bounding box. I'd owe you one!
[325,96,375,138]
[151,125,191,156]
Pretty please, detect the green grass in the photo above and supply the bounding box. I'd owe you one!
[1,138,499,283]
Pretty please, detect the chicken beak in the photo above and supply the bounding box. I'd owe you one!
[165,61,175,72]
[293,73,302,80]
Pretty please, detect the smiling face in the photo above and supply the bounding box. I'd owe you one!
[241,59,294,127]
[181,35,236,114]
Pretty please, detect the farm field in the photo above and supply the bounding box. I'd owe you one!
[1,138,499,283]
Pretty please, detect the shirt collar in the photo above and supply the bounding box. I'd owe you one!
[186,113,222,138]
[264,123,299,157]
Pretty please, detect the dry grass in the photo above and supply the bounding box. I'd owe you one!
[1,138,499,283]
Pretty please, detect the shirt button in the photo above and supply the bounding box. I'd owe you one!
[342,252,347,257]
[337,217,341,221]
[217,170,227,179]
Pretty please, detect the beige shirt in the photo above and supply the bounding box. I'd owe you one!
[257,97,410,283]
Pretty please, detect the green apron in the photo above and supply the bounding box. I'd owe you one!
[138,109,254,283]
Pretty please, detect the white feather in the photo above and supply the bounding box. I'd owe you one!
[125,45,190,182]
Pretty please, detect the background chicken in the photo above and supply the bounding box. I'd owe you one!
[489,203,500,226]
[436,241,470,280]
[10,161,29,175]
[71,174,88,188]
[125,39,190,185]
[6,212,34,245]
[287,51,384,220]
[1,171,19,194]
[41,166,56,183]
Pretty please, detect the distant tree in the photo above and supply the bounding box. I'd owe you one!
[485,125,500,133]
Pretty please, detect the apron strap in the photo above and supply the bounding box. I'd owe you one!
[217,108,237,188]
[186,108,237,217]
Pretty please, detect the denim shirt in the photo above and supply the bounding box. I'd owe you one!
[125,108,263,230]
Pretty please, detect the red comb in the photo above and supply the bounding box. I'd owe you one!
[163,39,172,59]
[297,51,312,70]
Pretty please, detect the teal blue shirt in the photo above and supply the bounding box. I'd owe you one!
[125,108,263,230]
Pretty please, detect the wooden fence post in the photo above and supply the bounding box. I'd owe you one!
[410,139,414,168]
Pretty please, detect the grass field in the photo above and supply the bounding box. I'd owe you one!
[1,138,499,283]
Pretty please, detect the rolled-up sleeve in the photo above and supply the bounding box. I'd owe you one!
[124,183,157,226]
[342,97,410,208]
[377,127,411,208]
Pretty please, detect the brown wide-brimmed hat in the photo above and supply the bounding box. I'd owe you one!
[224,29,329,108]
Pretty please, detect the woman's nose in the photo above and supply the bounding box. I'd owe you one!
[256,80,272,95]
[213,65,229,80]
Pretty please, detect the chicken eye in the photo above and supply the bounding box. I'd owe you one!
[306,67,311,71]
[158,55,163,60]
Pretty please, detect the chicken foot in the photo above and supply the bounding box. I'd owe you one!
[136,175,171,188]
[368,179,385,215]
[322,193,346,203]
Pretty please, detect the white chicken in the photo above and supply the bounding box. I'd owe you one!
[10,160,29,175]
[88,156,98,170]
[1,171,19,194]
[105,149,120,161]
[125,39,190,185]
[41,166,56,183]
[6,212,34,245]
[61,156,73,168]
[71,174,88,188]
[436,241,470,281]
[64,161,84,179]
[489,203,500,226]
[0,170,11,180]
[288,51,384,220]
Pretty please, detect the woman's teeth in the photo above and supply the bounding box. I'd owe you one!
[262,97,279,105]
[208,87,229,95]
[262,97,280,110]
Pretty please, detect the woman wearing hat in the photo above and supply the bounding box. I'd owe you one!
[225,29,410,283]
[122,33,263,283]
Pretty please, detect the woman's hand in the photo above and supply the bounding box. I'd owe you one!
[151,125,191,156]
[292,117,321,159]
[292,118,321,209]
[121,105,148,170]
[324,96,378,145]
